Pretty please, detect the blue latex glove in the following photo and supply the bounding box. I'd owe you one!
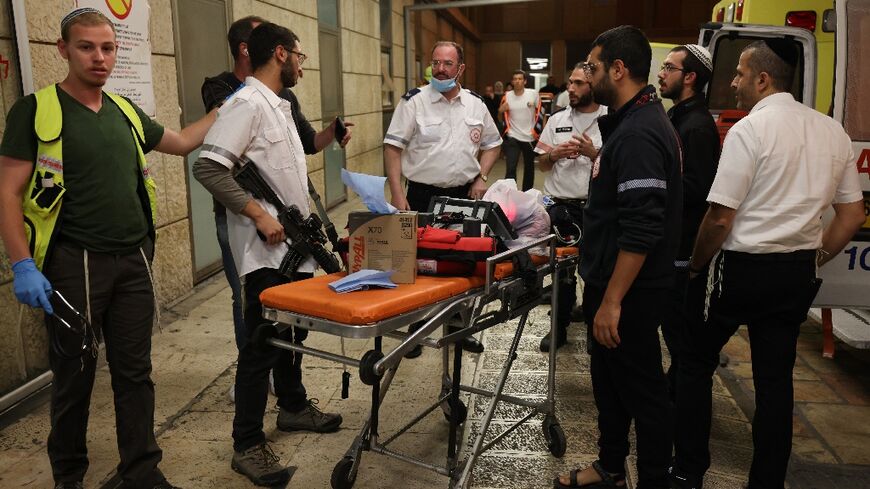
[12,258,54,314]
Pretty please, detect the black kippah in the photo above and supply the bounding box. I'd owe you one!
[762,39,799,68]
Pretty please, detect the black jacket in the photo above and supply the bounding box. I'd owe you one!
[668,94,720,264]
[200,72,319,214]
[482,94,499,125]
[580,85,683,289]
[201,71,318,153]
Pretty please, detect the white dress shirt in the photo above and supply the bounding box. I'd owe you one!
[384,84,502,188]
[708,92,862,253]
[535,105,608,199]
[200,76,314,276]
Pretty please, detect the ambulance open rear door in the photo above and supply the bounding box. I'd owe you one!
[698,23,817,116]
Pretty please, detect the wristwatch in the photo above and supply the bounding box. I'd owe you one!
[478,173,488,182]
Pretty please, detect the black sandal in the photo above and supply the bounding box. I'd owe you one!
[553,461,626,488]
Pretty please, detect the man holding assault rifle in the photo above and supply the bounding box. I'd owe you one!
[193,22,344,487]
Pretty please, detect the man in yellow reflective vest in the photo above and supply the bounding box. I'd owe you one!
[0,8,215,489]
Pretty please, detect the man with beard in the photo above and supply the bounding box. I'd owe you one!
[656,44,720,400]
[193,23,343,486]
[0,8,217,488]
[534,63,608,352]
[670,39,864,489]
[385,40,502,357]
[554,26,681,489]
[200,15,351,402]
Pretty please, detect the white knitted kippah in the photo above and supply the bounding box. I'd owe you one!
[61,8,105,31]
[684,44,713,73]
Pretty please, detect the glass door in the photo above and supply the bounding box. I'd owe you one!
[318,0,346,208]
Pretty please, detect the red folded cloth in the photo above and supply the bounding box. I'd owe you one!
[417,226,461,243]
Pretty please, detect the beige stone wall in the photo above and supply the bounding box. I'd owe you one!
[0,0,189,396]
[0,0,413,397]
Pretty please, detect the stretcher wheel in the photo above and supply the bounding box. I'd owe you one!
[543,415,567,457]
[330,456,357,489]
[358,350,384,386]
[251,323,279,352]
[442,397,467,424]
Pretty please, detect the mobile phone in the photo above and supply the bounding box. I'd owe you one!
[334,117,347,142]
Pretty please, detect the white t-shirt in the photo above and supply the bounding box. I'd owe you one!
[504,89,540,142]
[708,92,863,253]
[200,76,314,277]
[534,105,608,199]
[383,84,502,187]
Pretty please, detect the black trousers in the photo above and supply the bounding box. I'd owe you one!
[44,241,165,488]
[675,250,816,489]
[547,199,585,334]
[503,135,536,191]
[233,267,311,452]
[406,180,472,213]
[584,285,672,489]
[660,269,690,401]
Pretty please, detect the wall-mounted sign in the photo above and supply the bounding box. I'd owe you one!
[78,0,156,115]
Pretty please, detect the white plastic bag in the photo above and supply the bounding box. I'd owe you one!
[482,179,551,254]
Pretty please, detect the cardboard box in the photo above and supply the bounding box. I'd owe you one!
[347,211,417,283]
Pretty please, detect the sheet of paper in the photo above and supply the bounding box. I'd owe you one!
[341,169,398,214]
[329,269,397,293]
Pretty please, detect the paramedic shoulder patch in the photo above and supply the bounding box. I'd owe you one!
[401,88,421,101]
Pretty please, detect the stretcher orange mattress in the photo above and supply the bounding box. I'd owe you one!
[260,247,578,326]
[260,273,485,325]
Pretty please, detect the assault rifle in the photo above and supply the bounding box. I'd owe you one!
[233,159,341,275]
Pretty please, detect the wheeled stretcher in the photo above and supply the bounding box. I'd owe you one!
[256,235,579,488]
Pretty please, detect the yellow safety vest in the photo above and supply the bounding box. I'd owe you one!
[23,85,158,270]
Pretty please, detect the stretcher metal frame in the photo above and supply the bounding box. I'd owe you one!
[260,234,578,488]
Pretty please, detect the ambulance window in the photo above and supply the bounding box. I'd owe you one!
[707,36,804,112]
[844,1,870,141]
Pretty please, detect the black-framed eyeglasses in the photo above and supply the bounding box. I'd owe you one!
[581,61,603,77]
[290,49,307,65]
[272,45,307,65]
[660,63,686,74]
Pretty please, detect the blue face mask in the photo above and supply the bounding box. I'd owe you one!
[429,75,457,93]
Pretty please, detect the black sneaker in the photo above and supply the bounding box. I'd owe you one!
[404,344,423,359]
[232,442,293,487]
[459,335,485,353]
[668,465,702,489]
[540,331,568,352]
[448,324,484,353]
[54,483,83,489]
[277,399,342,433]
